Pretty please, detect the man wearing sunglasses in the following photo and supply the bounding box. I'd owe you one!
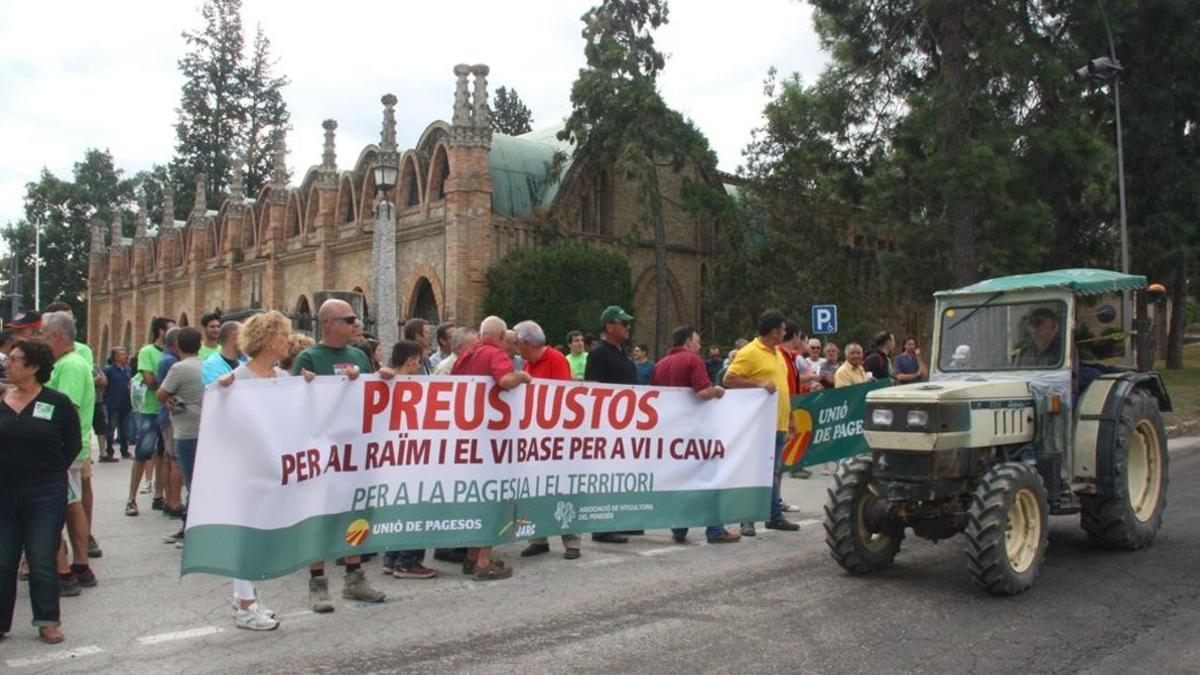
[291,299,387,612]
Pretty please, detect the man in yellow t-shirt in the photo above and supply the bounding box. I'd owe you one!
[723,309,799,535]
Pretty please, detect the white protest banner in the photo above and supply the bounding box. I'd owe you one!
[181,375,776,579]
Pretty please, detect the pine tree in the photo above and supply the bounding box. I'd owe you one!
[172,0,245,217]
[170,1,289,215]
[492,86,533,135]
[241,25,290,196]
[560,0,717,355]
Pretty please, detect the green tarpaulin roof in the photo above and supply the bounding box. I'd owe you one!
[935,268,1147,297]
[489,127,573,217]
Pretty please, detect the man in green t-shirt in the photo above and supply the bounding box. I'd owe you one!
[292,298,387,612]
[124,316,174,517]
[43,311,99,591]
[198,311,222,360]
[565,330,587,380]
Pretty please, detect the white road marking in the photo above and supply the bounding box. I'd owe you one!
[137,625,223,645]
[796,518,822,527]
[576,556,624,568]
[640,546,688,557]
[6,645,103,668]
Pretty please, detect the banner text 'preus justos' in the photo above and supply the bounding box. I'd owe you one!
[360,380,660,434]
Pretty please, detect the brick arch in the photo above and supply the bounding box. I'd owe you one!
[358,166,378,234]
[304,183,321,241]
[426,143,450,204]
[632,264,688,341]
[285,190,304,238]
[335,174,358,225]
[255,185,272,246]
[415,121,450,159]
[242,208,257,251]
[400,264,444,322]
[399,151,425,209]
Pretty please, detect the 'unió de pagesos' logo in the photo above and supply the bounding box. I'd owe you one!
[554,501,576,529]
[345,518,370,547]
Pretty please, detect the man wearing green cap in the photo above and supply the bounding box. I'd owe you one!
[584,305,640,543]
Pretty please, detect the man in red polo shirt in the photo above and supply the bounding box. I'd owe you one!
[451,315,531,580]
[510,319,581,560]
[651,325,740,545]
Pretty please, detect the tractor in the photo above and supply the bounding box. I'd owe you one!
[823,269,1171,595]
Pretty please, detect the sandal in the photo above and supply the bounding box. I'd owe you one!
[125,500,139,516]
[38,626,64,644]
[473,564,513,581]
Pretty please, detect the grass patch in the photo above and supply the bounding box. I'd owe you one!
[1158,343,1200,437]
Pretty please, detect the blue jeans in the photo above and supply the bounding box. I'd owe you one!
[174,438,198,490]
[105,405,133,455]
[134,413,162,461]
[384,550,425,568]
[0,480,68,632]
[771,432,785,521]
[672,526,728,542]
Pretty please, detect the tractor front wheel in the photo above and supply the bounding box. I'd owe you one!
[824,456,904,573]
[965,462,1048,596]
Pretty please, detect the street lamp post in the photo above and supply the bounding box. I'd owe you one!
[1077,2,1132,366]
[371,94,401,349]
[33,214,43,310]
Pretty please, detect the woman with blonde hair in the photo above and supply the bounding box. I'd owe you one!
[215,311,313,630]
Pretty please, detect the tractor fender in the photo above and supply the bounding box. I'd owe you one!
[1072,371,1171,495]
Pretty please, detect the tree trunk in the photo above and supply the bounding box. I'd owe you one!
[1166,261,1187,369]
[933,2,979,286]
[649,163,669,358]
[1134,289,1154,371]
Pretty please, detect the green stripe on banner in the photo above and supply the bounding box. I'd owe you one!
[182,487,771,579]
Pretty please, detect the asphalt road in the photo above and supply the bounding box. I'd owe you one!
[3,440,1197,674]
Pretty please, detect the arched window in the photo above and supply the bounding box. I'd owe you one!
[122,322,132,351]
[428,146,449,201]
[179,312,190,327]
[295,295,313,333]
[410,277,439,322]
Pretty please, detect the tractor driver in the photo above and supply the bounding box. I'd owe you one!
[1016,307,1063,367]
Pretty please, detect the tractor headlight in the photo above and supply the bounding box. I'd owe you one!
[906,410,929,428]
[871,409,894,427]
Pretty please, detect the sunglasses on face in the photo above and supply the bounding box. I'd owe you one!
[331,316,357,325]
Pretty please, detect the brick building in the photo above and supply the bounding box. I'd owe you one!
[85,64,721,360]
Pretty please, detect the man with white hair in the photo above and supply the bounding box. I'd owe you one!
[432,327,478,375]
[512,320,581,560]
[452,316,531,580]
[42,311,98,594]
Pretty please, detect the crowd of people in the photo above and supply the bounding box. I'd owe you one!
[0,298,927,644]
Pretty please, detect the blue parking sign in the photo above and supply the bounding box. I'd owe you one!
[812,305,837,334]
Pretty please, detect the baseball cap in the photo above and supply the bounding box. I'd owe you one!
[600,306,634,324]
[8,310,41,329]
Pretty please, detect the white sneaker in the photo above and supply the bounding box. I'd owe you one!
[235,602,279,631]
[233,596,276,619]
[140,482,153,495]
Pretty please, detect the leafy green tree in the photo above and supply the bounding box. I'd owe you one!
[483,243,632,347]
[0,149,136,335]
[1077,2,1200,369]
[491,86,534,136]
[560,0,719,355]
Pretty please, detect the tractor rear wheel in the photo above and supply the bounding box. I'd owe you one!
[824,456,904,573]
[1082,389,1169,549]
[965,462,1048,596]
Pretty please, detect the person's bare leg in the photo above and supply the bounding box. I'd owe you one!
[82,475,94,527]
[154,454,166,500]
[127,460,146,504]
[57,540,70,574]
[167,461,183,510]
[64,505,89,566]
[476,546,492,569]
